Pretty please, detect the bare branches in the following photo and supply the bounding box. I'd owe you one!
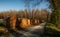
[23,0,43,10]
[32,0,42,7]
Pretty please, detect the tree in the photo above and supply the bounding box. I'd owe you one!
[23,0,43,19]
[48,0,60,28]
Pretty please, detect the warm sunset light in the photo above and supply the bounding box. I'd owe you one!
[0,0,60,37]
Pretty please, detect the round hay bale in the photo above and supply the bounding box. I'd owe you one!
[27,19,31,26]
[10,16,16,29]
[20,18,30,28]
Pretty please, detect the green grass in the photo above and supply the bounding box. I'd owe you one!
[0,19,3,23]
[45,23,60,31]
[0,19,6,36]
[43,23,60,37]
[0,19,5,27]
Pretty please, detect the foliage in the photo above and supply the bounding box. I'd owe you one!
[0,19,3,23]
[0,19,5,27]
[48,0,60,26]
[0,31,4,36]
[43,23,60,37]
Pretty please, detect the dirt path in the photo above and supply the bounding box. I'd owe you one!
[12,22,46,37]
[1,22,46,37]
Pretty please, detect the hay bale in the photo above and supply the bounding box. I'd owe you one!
[20,18,31,28]
[27,19,31,26]
[10,16,16,29]
[34,19,39,24]
[35,19,38,24]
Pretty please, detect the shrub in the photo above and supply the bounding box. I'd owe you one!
[0,31,4,36]
[0,23,5,27]
[43,23,60,37]
[0,19,5,27]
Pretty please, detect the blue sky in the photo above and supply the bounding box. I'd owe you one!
[0,0,51,12]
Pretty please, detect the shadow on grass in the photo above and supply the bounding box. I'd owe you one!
[43,23,60,37]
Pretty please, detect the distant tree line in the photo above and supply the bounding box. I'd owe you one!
[0,9,51,22]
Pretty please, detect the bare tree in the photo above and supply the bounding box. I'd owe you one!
[23,0,43,19]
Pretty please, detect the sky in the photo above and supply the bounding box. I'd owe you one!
[0,0,51,12]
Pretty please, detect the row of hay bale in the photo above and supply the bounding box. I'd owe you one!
[3,16,45,30]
